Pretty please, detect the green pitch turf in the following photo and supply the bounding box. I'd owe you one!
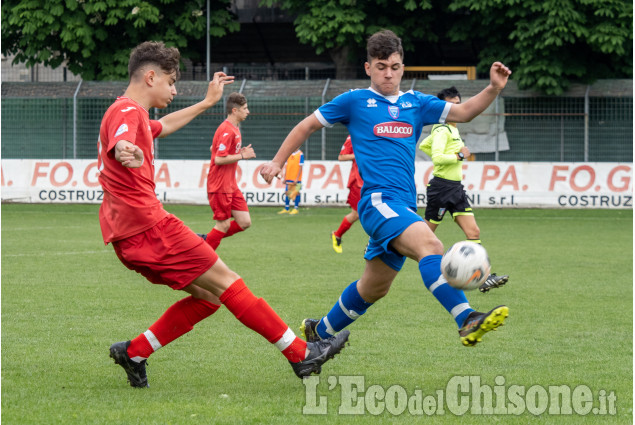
[2,204,632,424]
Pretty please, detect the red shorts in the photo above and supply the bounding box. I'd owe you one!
[347,184,361,211]
[208,189,248,221]
[112,214,218,290]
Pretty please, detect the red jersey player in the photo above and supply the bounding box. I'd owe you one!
[331,135,363,253]
[204,92,255,249]
[99,41,348,388]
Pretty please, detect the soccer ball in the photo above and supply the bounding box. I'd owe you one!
[441,241,491,291]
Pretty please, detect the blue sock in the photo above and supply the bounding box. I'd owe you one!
[419,255,473,327]
[316,281,372,339]
[294,195,300,209]
[284,187,290,210]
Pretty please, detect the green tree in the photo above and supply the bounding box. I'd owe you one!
[449,0,633,94]
[1,0,239,80]
[260,0,437,79]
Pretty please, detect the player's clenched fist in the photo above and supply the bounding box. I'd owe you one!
[259,162,281,184]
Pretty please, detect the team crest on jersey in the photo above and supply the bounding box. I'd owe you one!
[366,98,377,107]
[219,143,226,151]
[388,106,400,119]
[114,124,128,137]
[373,122,413,138]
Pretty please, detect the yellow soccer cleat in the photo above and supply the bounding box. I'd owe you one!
[289,208,299,215]
[331,232,342,254]
[459,305,509,347]
[278,209,289,214]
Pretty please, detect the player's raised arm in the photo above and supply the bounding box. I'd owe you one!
[446,62,511,123]
[260,114,323,184]
[158,72,235,137]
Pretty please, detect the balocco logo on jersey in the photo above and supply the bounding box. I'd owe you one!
[373,122,413,138]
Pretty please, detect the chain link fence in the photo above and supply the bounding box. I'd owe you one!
[2,79,632,162]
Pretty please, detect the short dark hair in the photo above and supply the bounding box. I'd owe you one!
[128,41,180,80]
[437,86,461,102]
[367,30,404,63]
[226,92,247,115]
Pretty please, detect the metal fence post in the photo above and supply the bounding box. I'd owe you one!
[72,79,83,159]
[320,78,331,160]
[495,95,500,161]
[584,85,590,162]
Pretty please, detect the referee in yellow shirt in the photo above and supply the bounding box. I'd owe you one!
[419,87,508,293]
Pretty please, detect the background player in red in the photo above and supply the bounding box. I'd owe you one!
[204,92,255,249]
[331,135,363,253]
[98,41,349,388]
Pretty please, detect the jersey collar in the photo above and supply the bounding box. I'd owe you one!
[367,87,405,104]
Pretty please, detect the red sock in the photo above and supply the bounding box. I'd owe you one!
[127,296,220,361]
[224,221,244,238]
[334,217,353,238]
[219,279,307,363]
[206,228,225,250]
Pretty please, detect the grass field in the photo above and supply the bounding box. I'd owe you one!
[1,204,632,424]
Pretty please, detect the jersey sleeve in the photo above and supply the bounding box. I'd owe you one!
[104,110,140,154]
[150,120,163,139]
[416,92,453,126]
[214,130,235,158]
[315,91,352,128]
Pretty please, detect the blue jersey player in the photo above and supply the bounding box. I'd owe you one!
[260,30,512,350]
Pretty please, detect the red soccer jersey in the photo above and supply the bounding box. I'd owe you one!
[207,120,242,193]
[97,97,168,244]
[340,136,363,189]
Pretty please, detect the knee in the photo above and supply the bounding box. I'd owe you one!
[237,218,251,230]
[466,226,480,240]
[430,237,445,255]
[215,220,231,232]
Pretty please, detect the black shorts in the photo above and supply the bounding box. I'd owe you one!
[424,177,473,224]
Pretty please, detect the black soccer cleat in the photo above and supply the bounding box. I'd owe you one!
[479,273,509,293]
[290,330,350,378]
[459,305,509,347]
[300,318,322,343]
[109,341,149,388]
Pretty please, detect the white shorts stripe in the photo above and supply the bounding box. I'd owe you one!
[371,192,398,219]
[273,327,296,351]
[450,303,471,319]
[428,275,447,293]
[322,317,336,336]
[338,297,360,320]
[144,330,162,352]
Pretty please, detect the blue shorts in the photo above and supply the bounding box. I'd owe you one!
[358,192,423,271]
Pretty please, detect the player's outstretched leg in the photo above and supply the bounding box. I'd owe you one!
[290,330,350,378]
[301,281,372,342]
[109,341,149,388]
[479,273,509,293]
[458,305,509,346]
[219,278,350,378]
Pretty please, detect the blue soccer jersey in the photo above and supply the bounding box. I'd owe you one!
[315,88,451,207]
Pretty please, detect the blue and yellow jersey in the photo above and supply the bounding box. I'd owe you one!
[284,150,304,183]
